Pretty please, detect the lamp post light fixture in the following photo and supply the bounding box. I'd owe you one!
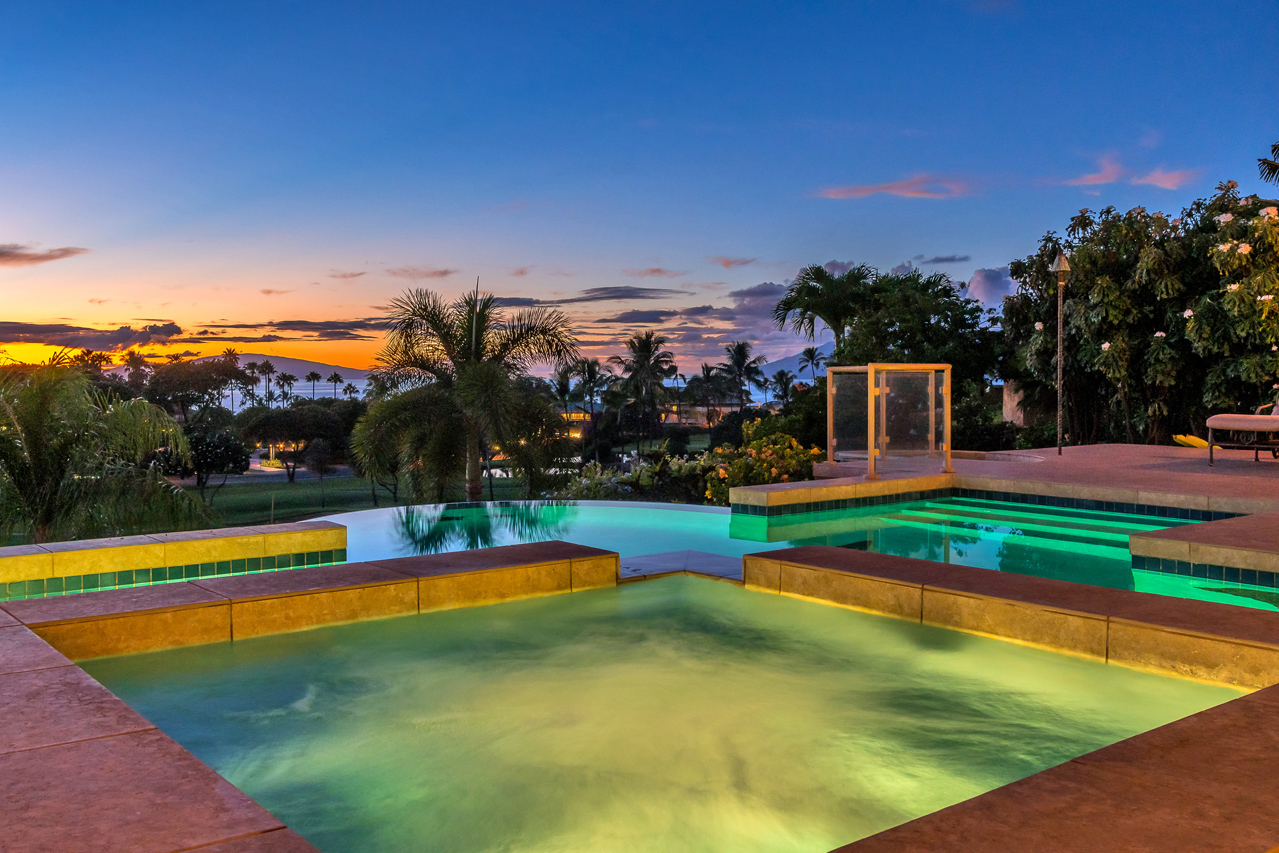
[1050,252,1071,456]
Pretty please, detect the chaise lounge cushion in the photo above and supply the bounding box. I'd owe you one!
[1206,414,1279,432]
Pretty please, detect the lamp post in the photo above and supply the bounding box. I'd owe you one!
[1050,252,1071,456]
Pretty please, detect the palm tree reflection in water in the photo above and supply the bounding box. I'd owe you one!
[395,501,578,555]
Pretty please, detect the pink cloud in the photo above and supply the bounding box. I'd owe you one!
[511,266,532,277]
[1064,155,1123,186]
[328,270,366,279]
[1131,167,1198,190]
[0,243,89,267]
[707,256,756,269]
[623,267,686,278]
[818,174,969,199]
[260,289,293,296]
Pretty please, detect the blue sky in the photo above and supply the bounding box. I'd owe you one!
[1,1,1276,368]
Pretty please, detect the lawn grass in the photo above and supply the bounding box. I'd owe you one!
[196,474,529,527]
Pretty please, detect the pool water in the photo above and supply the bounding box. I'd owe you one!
[323,498,1278,611]
[85,577,1238,853]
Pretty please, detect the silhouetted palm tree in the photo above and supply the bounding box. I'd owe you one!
[774,263,876,350]
[771,369,797,411]
[343,382,359,400]
[610,331,676,451]
[716,341,767,409]
[799,346,826,380]
[305,371,322,399]
[1260,141,1279,185]
[327,371,344,398]
[258,360,276,404]
[276,372,297,404]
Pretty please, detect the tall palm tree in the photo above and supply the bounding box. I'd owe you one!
[773,263,876,351]
[716,341,767,409]
[573,358,611,463]
[0,367,203,543]
[343,382,360,400]
[242,362,260,405]
[609,331,676,451]
[276,372,297,404]
[799,346,826,380]
[358,287,579,502]
[552,364,574,417]
[771,369,797,411]
[1260,141,1279,185]
[327,372,344,398]
[305,371,322,399]
[258,360,276,404]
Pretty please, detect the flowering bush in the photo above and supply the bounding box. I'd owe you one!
[703,419,823,506]
[553,454,712,503]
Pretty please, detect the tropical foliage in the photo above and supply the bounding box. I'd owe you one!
[704,418,823,505]
[1004,181,1279,444]
[0,367,203,543]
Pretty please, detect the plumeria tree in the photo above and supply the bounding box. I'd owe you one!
[1005,181,1279,444]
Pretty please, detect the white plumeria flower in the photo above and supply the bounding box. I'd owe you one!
[1218,243,1232,252]
[1261,295,1275,302]
[1261,207,1278,220]
[1215,213,1235,224]
[1228,283,1240,292]
[1154,331,1166,337]
[1101,342,1111,351]
[1034,322,1044,331]
[1238,243,1252,254]
[1183,309,1194,318]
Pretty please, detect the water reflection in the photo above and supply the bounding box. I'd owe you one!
[395,501,578,554]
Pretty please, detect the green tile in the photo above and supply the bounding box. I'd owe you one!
[64,576,83,593]
[262,555,278,571]
[46,577,65,594]
[7,580,26,597]
[305,551,319,567]
[99,572,116,589]
[231,558,247,574]
[247,556,262,573]
[24,579,45,596]
[118,570,135,587]
[335,548,347,563]
[83,574,101,591]
[216,560,232,576]
[199,563,216,578]
[184,564,200,580]
[320,549,334,565]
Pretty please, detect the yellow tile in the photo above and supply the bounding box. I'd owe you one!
[742,556,781,593]
[419,562,572,612]
[230,582,417,639]
[161,532,265,565]
[570,555,618,591]
[44,539,167,578]
[0,548,54,583]
[781,564,921,621]
[1107,620,1279,689]
[921,588,1107,659]
[1128,534,1191,562]
[727,487,768,506]
[261,527,347,557]
[35,604,231,660]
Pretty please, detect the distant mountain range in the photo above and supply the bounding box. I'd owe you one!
[757,341,836,385]
[202,354,370,399]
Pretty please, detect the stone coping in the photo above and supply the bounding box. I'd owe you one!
[0,539,619,853]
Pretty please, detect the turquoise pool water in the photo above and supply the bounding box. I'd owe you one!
[322,498,1278,610]
[86,576,1238,853]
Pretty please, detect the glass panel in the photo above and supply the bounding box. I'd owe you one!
[875,369,939,474]
[830,371,868,462]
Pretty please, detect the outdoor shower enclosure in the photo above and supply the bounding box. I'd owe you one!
[826,364,953,480]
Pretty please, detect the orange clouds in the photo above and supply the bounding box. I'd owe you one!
[0,243,89,267]
[707,256,756,269]
[386,266,457,279]
[1132,167,1198,190]
[623,267,685,277]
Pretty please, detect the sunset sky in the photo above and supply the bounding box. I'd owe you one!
[3,2,1277,370]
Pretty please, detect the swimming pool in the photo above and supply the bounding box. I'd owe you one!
[85,575,1238,853]
[322,498,1277,611]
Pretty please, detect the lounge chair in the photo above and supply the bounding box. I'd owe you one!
[1206,400,1279,465]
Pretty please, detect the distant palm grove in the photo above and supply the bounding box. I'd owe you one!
[0,157,1274,544]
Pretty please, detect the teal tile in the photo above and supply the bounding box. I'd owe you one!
[263,555,279,570]
[320,549,334,565]
[247,557,262,572]
[199,563,216,578]
[294,552,307,568]
[216,560,232,576]
[231,558,247,574]
[184,564,200,580]
[305,551,320,567]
